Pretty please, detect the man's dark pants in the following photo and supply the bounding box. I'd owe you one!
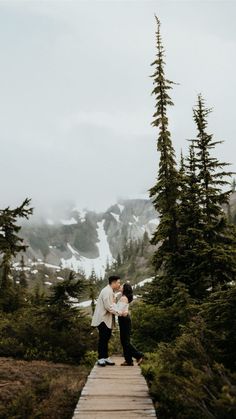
[98,322,112,359]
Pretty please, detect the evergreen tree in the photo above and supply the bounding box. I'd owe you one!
[0,198,33,258]
[30,282,45,306]
[45,271,86,330]
[193,95,236,291]
[144,17,180,307]
[116,252,122,267]
[0,198,33,311]
[19,255,28,288]
[149,16,179,275]
[88,268,98,315]
[140,231,149,256]
[176,143,209,299]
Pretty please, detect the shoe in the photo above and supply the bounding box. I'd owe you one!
[97,359,106,367]
[104,358,115,366]
[137,357,143,366]
[120,361,134,366]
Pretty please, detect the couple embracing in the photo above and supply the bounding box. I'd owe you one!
[91,275,143,367]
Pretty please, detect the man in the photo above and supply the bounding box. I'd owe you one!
[91,275,121,366]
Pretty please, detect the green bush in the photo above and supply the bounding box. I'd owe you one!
[141,319,236,419]
[0,307,96,364]
[131,301,182,351]
[82,350,97,367]
[201,285,236,371]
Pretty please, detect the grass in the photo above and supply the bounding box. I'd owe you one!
[0,357,90,419]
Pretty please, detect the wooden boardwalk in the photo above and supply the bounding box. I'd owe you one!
[72,356,156,418]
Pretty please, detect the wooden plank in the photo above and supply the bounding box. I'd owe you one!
[72,356,156,419]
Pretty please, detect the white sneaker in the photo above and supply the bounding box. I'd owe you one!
[97,358,106,367]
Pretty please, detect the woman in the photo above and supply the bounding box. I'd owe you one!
[115,283,143,366]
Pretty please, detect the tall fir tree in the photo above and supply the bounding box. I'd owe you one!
[176,143,209,299]
[149,16,179,271]
[193,95,236,291]
[145,17,180,305]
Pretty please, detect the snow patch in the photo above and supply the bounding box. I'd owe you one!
[67,243,80,256]
[30,261,60,270]
[45,263,61,269]
[77,300,92,308]
[61,220,115,278]
[133,215,139,222]
[148,218,159,226]
[134,277,154,288]
[60,217,77,225]
[0,228,5,237]
[110,212,120,223]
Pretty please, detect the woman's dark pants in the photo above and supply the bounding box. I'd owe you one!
[118,315,142,364]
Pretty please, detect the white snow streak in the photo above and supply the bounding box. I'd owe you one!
[77,300,92,308]
[60,217,77,225]
[134,277,154,288]
[67,243,80,256]
[61,220,115,278]
[110,212,120,222]
[44,262,61,269]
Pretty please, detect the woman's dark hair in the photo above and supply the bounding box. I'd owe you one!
[122,282,133,303]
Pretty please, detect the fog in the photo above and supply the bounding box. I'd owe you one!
[0,1,235,215]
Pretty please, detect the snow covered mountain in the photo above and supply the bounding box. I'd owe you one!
[20,198,158,278]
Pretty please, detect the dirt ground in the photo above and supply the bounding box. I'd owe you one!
[0,357,89,419]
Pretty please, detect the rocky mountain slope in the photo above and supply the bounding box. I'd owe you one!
[18,198,158,278]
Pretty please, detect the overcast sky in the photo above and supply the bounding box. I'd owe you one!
[0,0,235,215]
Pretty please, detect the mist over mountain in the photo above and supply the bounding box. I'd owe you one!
[19,198,158,278]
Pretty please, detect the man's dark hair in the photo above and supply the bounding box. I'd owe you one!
[108,275,120,285]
